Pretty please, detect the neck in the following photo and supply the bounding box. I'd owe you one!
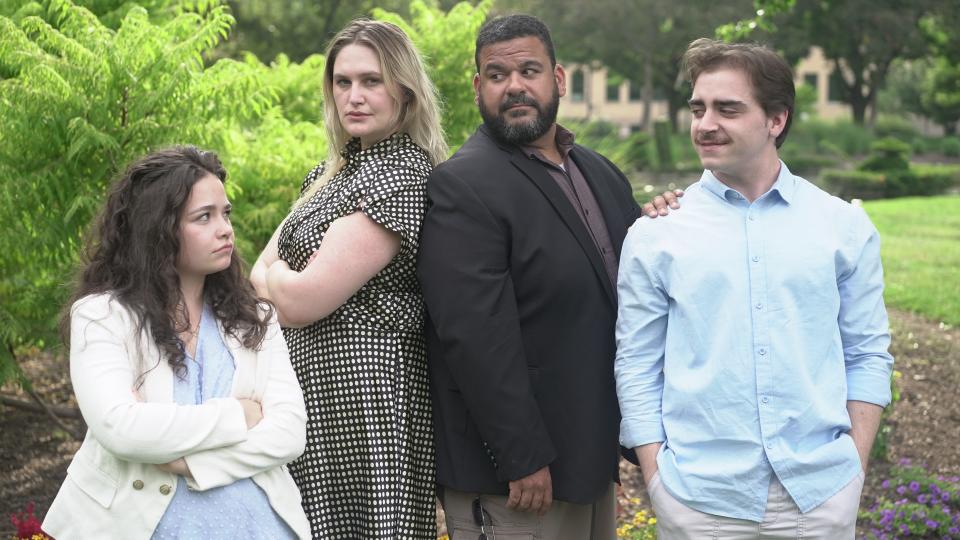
[713,151,782,202]
[524,124,561,164]
[180,276,205,319]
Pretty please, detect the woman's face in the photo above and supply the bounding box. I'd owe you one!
[176,174,234,284]
[332,44,400,148]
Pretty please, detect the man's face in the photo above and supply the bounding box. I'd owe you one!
[474,36,565,146]
[689,67,785,182]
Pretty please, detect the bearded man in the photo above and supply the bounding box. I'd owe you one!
[417,14,677,539]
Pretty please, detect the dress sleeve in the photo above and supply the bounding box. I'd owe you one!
[298,163,325,197]
[356,162,429,259]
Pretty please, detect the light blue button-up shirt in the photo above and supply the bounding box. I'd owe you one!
[615,163,893,522]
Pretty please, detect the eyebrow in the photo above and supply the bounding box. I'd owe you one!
[484,59,544,73]
[688,98,747,108]
[333,70,382,79]
[186,202,231,216]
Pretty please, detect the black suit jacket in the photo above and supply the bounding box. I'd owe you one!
[417,125,642,504]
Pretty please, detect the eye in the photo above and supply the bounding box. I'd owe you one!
[720,108,739,116]
[335,78,350,88]
[223,208,232,221]
[197,212,210,222]
[690,108,704,118]
[488,72,504,81]
[522,67,539,76]
[364,77,382,87]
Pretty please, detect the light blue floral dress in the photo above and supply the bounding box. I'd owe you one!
[151,304,296,540]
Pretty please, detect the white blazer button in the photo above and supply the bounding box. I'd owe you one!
[132,480,144,490]
[159,484,172,495]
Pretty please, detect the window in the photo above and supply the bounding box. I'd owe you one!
[571,69,584,102]
[628,80,642,102]
[803,73,818,98]
[606,79,620,102]
[828,70,846,102]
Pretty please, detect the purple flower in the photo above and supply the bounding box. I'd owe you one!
[899,457,913,466]
[882,479,891,489]
[911,481,922,492]
[900,524,910,534]
[920,494,931,504]
[944,492,953,502]
[926,518,940,528]
[950,526,959,534]
[898,485,908,495]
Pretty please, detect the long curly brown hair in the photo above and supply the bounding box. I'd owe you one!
[60,146,272,378]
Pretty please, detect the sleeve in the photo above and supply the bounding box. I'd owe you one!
[417,168,557,482]
[615,222,670,448]
[183,316,307,490]
[357,162,428,259]
[839,209,894,406]
[69,295,248,464]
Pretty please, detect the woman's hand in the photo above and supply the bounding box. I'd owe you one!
[157,457,193,478]
[238,398,263,429]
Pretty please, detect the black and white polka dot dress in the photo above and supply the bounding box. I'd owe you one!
[277,133,436,539]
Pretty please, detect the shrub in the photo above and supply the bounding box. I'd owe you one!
[561,120,651,173]
[859,460,960,539]
[875,116,918,143]
[790,119,874,157]
[822,169,887,200]
[859,138,911,173]
[780,152,841,176]
[941,137,960,158]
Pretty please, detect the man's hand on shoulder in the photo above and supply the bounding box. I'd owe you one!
[642,189,684,218]
[507,466,553,515]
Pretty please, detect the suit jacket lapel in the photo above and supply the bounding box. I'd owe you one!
[570,148,630,257]
[507,149,617,307]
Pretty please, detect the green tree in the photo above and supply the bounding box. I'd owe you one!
[0,0,273,383]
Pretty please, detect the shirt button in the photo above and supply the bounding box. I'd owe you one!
[159,484,172,495]
[748,214,755,221]
[762,396,769,404]
[132,480,144,490]
[752,256,760,263]
[755,303,763,310]
[766,442,774,450]
[758,348,767,356]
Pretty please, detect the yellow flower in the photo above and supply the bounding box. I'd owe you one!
[648,517,657,525]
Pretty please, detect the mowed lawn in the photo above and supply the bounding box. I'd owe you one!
[863,195,960,326]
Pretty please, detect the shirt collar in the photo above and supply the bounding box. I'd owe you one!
[699,160,797,205]
[521,123,577,161]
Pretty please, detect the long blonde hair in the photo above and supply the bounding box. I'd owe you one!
[296,19,448,208]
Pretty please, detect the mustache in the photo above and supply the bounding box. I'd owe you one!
[499,94,540,113]
[695,132,731,145]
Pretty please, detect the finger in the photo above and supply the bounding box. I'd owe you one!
[529,489,545,514]
[653,195,666,211]
[641,202,656,218]
[517,487,534,512]
[540,488,553,516]
[674,188,685,196]
[662,191,680,208]
[507,484,521,508]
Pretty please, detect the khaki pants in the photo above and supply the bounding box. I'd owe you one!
[650,471,865,540]
[441,483,616,540]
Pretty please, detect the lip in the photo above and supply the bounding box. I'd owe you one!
[345,112,370,118]
[213,244,233,254]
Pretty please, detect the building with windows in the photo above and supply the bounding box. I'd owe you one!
[559,46,851,133]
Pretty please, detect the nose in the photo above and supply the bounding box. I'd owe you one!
[505,71,524,95]
[697,108,719,132]
[348,84,364,105]
[217,215,233,238]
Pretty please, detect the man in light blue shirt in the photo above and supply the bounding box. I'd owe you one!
[615,38,894,539]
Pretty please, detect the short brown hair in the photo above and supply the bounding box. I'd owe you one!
[682,38,795,148]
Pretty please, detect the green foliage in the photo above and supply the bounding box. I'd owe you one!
[787,118,874,157]
[652,121,673,171]
[941,136,960,157]
[373,0,488,151]
[920,56,960,135]
[859,461,960,539]
[864,196,960,325]
[0,0,274,382]
[822,169,887,200]
[874,116,919,143]
[859,138,912,173]
[562,120,651,174]
[716,0,796,40]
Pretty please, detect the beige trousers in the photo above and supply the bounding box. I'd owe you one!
[650,471,865,540]
[441,483,616,540]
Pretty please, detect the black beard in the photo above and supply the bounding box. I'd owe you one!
[479,87,560,146]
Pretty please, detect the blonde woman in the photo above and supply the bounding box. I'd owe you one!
[251,19,447,538]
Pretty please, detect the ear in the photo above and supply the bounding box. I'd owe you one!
[473,73,481,105]
[768,108,788,140]
[555,63,567,98]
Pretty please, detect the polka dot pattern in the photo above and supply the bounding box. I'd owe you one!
[277,133,436,539]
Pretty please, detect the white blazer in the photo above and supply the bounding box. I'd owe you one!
[43,293,311,540]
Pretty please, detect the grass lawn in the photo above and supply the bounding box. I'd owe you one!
[863,195,960,326]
